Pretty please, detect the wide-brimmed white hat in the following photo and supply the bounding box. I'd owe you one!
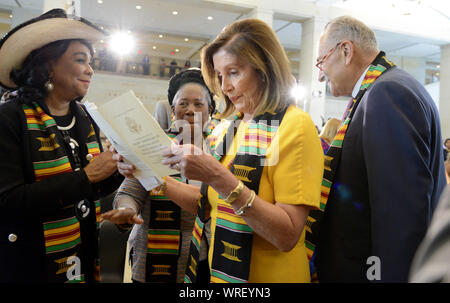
[0,8,106,88]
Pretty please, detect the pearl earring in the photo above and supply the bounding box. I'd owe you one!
[45,80,54,92]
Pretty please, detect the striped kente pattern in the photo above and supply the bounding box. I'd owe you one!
[204,117,220,151]
[86,142,101,159]
[24,103,74,182]
[211,201,254,283]
[33,156,72,182]
[237,121,279,156]
[43,216,81,254]
[24,101,103,282]
[88,140,101,231]
[147,229,181,255]
[95,200,101,228]
[211,112,243,161]
[316,64,387,221]
[305,52,394,282]
[23,105,57,130]
[211,269,247,283]
[216,202,253,234]
[66,276,85,283]
[184,109,287,284]
[191,216,204,252]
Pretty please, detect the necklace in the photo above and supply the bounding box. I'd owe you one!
[56,116,76,130]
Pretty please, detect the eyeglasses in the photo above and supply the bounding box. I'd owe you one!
[315,41,343,71]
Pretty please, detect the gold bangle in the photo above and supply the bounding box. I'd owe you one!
[154,177,167,195]
[224,180,244,204]
[235,190,256,216]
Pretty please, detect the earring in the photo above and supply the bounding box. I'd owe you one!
[45,80,54,92]
[259,71,266,82]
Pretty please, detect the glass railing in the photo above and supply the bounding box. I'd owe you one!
[91,57,198,80]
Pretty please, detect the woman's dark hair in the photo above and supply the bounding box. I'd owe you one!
[10,38,93,103]
[168,68,216,114]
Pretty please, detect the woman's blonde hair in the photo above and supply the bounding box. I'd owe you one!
[201,18,295,118]
[319,118,341,144]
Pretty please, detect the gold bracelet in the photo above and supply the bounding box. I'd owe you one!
[234,190,256,216]
[156,177,167,195]
[224,180,244,204]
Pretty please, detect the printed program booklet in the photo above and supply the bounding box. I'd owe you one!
[85,90,178,190]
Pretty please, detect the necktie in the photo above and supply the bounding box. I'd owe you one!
[341,97,354,122]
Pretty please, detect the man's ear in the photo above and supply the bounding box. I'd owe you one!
[342,40,354,65]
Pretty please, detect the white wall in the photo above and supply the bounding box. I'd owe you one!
[425,81,440,110]
[324,98,348,123]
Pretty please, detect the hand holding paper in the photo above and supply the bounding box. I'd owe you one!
[85,90,178,190]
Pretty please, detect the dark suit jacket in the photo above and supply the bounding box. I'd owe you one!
[409,185,450,282]
[0,97,123,282]
[315,66,447,282]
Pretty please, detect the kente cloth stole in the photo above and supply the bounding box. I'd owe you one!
[23,101,101,283]
[305,51,395,282]
[184,108,287,283]
[203,117,221,153]
[145,175,183,282]
[145,196,181,282]
[144,122,219,282]
[144,127,184,282]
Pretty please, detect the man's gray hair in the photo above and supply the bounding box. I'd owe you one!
[324,16,378,53]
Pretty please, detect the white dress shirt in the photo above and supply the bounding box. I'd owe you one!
[352,66,370,98]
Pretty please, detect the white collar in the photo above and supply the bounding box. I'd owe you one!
[352,65,370,98]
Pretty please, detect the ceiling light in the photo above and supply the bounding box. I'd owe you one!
[207,16,213,20]
[97,0,103,4]
[291,84,306,101]
[159,34,163,38]
[153,46,157,50]
[175,49,179,52]
[9,14,12,18]
[110,32,135,56]
[136,5,142,10]
[172,11,178,15]
[437,65,440,68]
[184,38,189,42]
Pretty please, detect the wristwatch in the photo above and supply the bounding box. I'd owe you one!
[224,181,244,204]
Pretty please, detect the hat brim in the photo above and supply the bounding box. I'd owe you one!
[0,16,106,88]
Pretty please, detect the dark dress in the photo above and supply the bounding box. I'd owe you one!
[0,96,123,282]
